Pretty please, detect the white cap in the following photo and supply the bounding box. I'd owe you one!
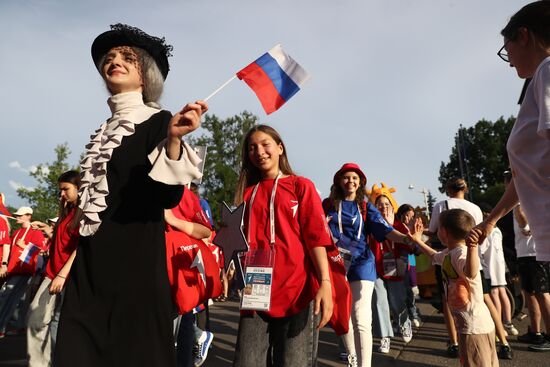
[14,206,33,216]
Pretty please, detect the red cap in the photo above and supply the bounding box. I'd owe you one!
[333,163,367,186]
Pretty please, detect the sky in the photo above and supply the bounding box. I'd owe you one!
[0,0,527,211]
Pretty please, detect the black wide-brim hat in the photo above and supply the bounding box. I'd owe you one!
[91,23,173,80]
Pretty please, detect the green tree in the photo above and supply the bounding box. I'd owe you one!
[438,116,515,206]
[17,143,79,221]
[188,111,258,226]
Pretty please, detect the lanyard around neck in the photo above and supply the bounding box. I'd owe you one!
[338,201,363,240]
[248,172,282,246]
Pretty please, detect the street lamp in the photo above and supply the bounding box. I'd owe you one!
[408,185,430,220]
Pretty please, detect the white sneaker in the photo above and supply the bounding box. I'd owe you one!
[347,353,358,367]
[193,330,214,367]
[401,319,413,343]
[378,337,391,353]
[412,318,420,328]
[504,322,519,336]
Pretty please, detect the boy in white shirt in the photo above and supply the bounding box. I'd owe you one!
[411,209,498,367]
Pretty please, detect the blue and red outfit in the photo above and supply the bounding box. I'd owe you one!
[326,200,393,281]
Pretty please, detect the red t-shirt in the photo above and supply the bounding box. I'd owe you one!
[243,175,332,318]
[169,190,212,231]
[8,227,47,275]
[370,220,413,281]
[45,209,80,280]
[0,218,11,249]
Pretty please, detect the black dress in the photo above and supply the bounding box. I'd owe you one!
[55,110,183,367]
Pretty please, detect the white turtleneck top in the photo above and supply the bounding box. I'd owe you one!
[78,91,202,236]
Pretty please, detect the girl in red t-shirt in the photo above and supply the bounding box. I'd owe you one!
[26,170,80,366]
[232,124,334,366]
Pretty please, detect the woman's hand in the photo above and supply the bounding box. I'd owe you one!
[469,220,495,245]
[31,221,53,238]
[166,100,208,160]
[168,100,208,140]
[0,265,7,279]
[314,280,333,329]
[49,275,66,294]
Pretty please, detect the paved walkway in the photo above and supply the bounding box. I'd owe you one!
[0,299,547,366]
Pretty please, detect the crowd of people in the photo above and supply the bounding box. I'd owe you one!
[0,1,549,366]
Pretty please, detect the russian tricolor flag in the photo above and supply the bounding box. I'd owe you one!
[18,242,40,264]
[237,44,310,114]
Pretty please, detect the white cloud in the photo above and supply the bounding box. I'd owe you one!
[8,180,33,191]
[8,161,21,169]
[8,161,40,174]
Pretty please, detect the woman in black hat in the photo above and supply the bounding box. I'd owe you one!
[54,24,206,367]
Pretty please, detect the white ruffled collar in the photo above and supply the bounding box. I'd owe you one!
[78,92,159,236]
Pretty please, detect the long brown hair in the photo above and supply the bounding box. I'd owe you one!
[234,125,295,204]
[56,171,81,233]
[327,174,367,216]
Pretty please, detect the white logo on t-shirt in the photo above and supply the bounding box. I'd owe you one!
[290,200,298,218]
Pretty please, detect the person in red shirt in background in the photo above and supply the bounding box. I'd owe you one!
[25,171,80,367]
[0,193,12,284]
[232,124,334,367]
[165,188,214,367]
[0,206,46,338]
[370,195,416,347]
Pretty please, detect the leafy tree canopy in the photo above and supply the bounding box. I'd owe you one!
[16,143,79,222]
[438,116,514,207]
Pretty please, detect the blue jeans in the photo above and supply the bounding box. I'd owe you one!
[372,278,393,338]
[176,312,195,367]
[0,274,32,333]
[233,301,319,367]
[385,279,410,330]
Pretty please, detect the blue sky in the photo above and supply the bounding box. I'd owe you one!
[0,0,525,210]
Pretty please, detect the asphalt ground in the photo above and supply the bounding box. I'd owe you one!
[1,299,548,366]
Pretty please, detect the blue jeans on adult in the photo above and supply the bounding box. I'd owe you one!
[385,279,410,330]
[233,301,319,367]
[372,278,393,338]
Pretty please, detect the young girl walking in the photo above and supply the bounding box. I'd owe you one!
[27,170,81,367]
[232,124,333,367]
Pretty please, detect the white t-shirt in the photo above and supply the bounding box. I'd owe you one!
[433,246,494,335]
[507,56,550,261]
[479,227,507,286]
[514,216,536,258]
[428,198,483,233]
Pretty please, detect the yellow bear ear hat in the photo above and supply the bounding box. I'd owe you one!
[367,182,398,213]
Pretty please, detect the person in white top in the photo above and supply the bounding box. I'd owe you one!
[478,205,518,338]
[413,209,497,367]
[469,1,550,352]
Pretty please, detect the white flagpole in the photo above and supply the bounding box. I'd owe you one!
[204,75,237,102]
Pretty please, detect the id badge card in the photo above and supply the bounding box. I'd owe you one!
[382,252,398,278]
[240,248,275,312]
[338,247,352,273]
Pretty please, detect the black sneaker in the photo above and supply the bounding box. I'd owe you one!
[518,331,545,344]
[529,340,550,352]
[447,343,459,358]
[498,344,513,359]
